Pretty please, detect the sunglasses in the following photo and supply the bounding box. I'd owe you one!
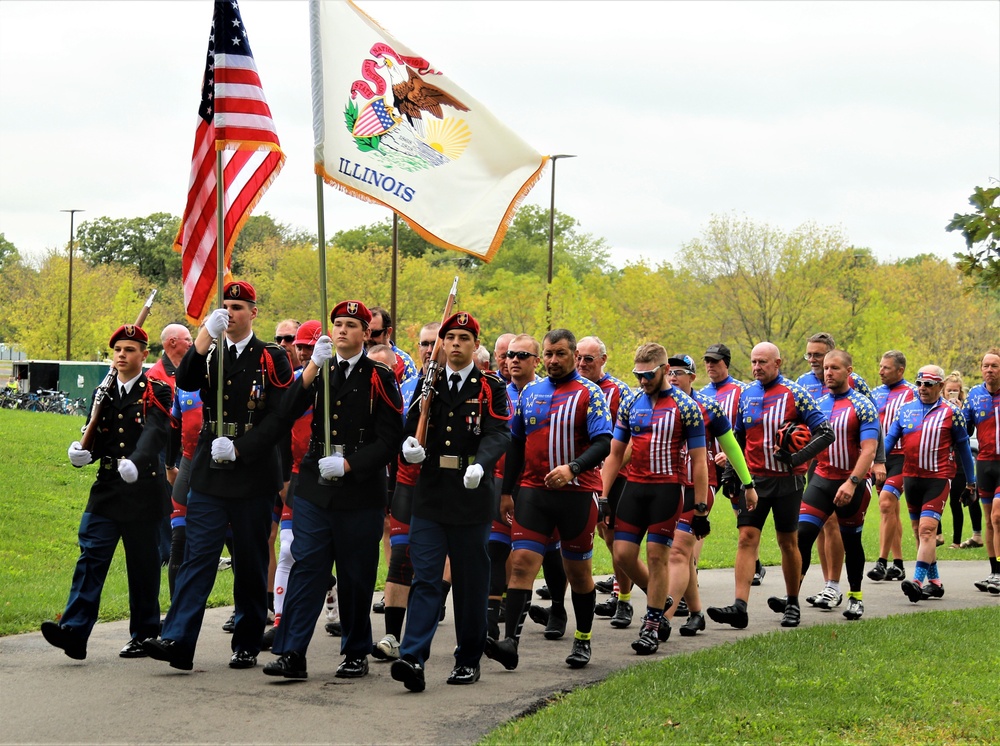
[668,368,693,377]
[915,380,941,388]
[418,340,435,347]
[575,355,597,364]
[633,364,665,381]
[274,335,296,344]
[506,350,538,360]
[369,328,387,338]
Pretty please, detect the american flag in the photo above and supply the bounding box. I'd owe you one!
[174,0,285,324]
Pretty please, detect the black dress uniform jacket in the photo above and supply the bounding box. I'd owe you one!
[279,356,403,510]
[175,334,293,498]
[404,370,510,524]
[82,372,173,523]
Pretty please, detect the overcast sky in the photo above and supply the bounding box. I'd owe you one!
[1,0,997,269]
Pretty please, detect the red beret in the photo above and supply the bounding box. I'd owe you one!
[439,311,480,339]
[330,300,372,326]
[293,320,324,346]
[223,281,256,303]
[109,324,149,348]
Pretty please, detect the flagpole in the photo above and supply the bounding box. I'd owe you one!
[215,149,226,440]
[316,174,331,459]
[391,213,398,340]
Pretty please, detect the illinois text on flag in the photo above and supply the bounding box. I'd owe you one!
[175,0,285,324]
[309,0,546,261]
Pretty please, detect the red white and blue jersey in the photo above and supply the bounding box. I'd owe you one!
[735,374,828,477]
[597,373,634,422]
[171,387,204,460]
[290,368,313,474]
[700,375,747,452]
[872,380,918,456]
[683,389,731,487]
[614,385,706,484]
[797,370,874,403]
[493,376,542,478]
[815,389,880,481]
[963,384,1000,461]
[885,398,972,479]
[512,370,613,492]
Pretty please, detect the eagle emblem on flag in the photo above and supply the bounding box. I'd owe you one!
[344,43,471,172]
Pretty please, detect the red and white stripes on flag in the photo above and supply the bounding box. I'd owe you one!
[174,0,285,325]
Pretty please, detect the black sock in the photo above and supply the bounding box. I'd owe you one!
[755,559,763,574]
[991,557,1000,574]
[787,595,799,607]
[571,589,596,634]
[267,591,274,612]
[893,559,904,569]
[541,550,567,604]
[877,557,887,566]
[385,606,405,639]
[735,599,748,612]
[504,588,531,640]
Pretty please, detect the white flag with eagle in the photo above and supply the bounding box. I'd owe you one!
[309,0,547,261]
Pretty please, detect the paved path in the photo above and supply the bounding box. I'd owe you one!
[3,561,998,744]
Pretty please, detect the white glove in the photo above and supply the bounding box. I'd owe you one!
[117,459,139,483]
[463,463,484,490]
[205,308,230,338]
[402,436,426,464]
[318,453,346,479]
[68,441,92,467]
[211,437,237,462]
[311,335,334,368]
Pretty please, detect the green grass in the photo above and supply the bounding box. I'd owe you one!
[483,606,1000,745]
[1,407,991,635]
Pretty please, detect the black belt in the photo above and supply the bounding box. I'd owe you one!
[436,455,476,470]
[203,420,252,437]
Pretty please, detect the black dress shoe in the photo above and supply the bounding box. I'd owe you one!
[335,656,369,679]
[142,638,193,671]
[229,650,258,669]
[119,638,148,658]
[41,621,87,660]
[222,612,236,633]
[390,657,425,692]
[372,597,385,614]
[260,625,277,651]
[447,664,481,685]
[262,651,307,679]
[325,621,343,636]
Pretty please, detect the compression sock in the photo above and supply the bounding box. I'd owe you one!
[541,550,567,604]
[504,588,531,641]
[913,560,929,584]
[571,589,597,634]
[385,606,405,640]
[927,561,940,581]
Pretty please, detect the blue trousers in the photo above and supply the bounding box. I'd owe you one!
[400,516,491,668]
[273,498,383,659]
[161,489,272,656]
[61,512,161,642]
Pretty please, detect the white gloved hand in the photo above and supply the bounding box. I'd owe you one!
[463,463,484,490]
[205,308,230,338]
[311,335,334,368]
[402,436,426,464]
[318,453,346,479]
[211,437,237,462]
[118,459,139,483]
[68,440,92,467]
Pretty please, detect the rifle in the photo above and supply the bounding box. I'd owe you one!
[414,276,458,446]
[79,289,158,451]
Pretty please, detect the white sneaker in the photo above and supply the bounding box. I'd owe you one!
[812,586,843,610]
[218,556,232,571]
[374,634,400,660]
[325,585,340,623]
[987,574,1000,595]
[805,587,827,606]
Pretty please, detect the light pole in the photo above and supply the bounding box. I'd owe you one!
[61,209,84,360]
[546,154,576,328]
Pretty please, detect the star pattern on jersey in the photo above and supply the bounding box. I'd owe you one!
[848,389,879,425]
[789,380,819,412]
[673,389,705,428]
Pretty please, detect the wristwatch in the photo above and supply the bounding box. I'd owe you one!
[743,479,756,490]
[849,475,861,486]
[568,461,582,476]
[694,502,709,513]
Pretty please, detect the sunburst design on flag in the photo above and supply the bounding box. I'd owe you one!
[424,117,471,160]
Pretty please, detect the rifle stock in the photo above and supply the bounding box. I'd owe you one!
[79,290,158,451]
[414,277,458,446]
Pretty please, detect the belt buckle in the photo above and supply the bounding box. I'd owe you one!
[439,455,460,470]
[332,444,345,456]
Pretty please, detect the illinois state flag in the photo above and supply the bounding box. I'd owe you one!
[310,0,546,261]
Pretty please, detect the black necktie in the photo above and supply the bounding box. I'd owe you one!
[449,373,462,396]
[119,385,126,400]
[228,344,238,362]
[334,360,350,387]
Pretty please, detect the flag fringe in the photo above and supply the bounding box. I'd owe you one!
[315,157,547,264]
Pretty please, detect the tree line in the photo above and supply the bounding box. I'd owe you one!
[1,203,997,388]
